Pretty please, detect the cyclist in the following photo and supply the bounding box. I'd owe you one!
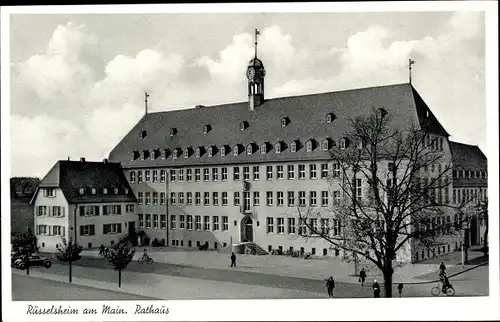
[142,248,149,260]
[439,272,451,292]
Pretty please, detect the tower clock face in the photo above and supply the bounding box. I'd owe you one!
[246,67,256,79]
[259,68,266,78]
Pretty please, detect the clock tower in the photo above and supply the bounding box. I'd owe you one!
[247,29,266,111]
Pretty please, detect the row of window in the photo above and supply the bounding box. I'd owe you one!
[35,225,65,236]
[77,187,129,196]
[138,113,339,141]
[78,223,124,235]
[452,187,487,204]
[137,214,167,229]
[161,190,343,208]
[130,163,342,184]
[131,136,357,162]
[265,217,342,236]
[452,169,487,179]
[36,206,65,217]
[79,204,135,217]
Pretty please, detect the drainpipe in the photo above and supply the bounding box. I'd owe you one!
[74,204,78,244]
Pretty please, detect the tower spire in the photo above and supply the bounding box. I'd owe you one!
[145,92,150,115]
[409,59,415,84]
[254,29,260,59]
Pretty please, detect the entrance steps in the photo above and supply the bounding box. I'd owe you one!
[242,242,269,255]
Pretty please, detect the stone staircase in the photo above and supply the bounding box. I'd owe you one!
[243,242,269,255]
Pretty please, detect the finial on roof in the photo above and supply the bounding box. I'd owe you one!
[145,92,150,115]
[409,59,415,84]
[254,29,260,59]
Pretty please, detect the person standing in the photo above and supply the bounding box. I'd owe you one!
[397,283,403,297]
[326,276,335,298]
[439,262,446,276]
[230,252,237,267]
[373,279,380,298]
[359,268,366,286]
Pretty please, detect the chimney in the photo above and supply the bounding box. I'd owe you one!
[103,158,109,164]
[80,157,86,162]
[67,157,70,161]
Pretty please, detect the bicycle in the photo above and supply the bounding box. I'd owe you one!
[138,254,154,264]
[431,283,455,296]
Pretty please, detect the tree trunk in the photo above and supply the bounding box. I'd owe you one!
[383,268,393,298]
[118,270,122,288]
[69,260,72,283]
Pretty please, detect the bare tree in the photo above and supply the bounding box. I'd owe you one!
[105,242,135,288]
[478,196,488,256]
[297,108,473,297]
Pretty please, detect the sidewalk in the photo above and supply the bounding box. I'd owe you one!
[79,247,486,284]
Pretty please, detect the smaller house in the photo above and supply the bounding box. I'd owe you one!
[30,158,138,252]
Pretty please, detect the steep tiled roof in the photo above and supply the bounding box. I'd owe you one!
[449,142,487,170]
[109,83,447,168]
[32,160,137,204]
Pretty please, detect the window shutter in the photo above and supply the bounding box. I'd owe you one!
[62,207,65,217]
[103,225,107,235]
[118,224,122,233]
[62,226,65,237]
[79,226,84,236]
[96,206,100,216]
[48,226,52,236]
[35,225,39,235]
[79,206,84,216]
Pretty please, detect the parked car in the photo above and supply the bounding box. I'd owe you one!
[11,251,23,267]
[14,255,52,270]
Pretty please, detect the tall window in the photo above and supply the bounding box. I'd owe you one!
[195,216,202,230]
[243,191,251,211]
[355,179,362,203]
[153,170,158,182]
[277,191,284,206]
[187,215,193,230]
[253,191,260,206]
[288,191,295,206]
[145,214,152,228]
[138,192,143,204]
[145,170,151,182]
[299,191,306,206]
[178,169,184,181]
[145,192,151,205]
[186,192,192,205]
[277,218,285,234]
[287,218,296,234]
[153,214,159,228]
[212,168,219,181]
[266,192,273,206]
[204,192,210,205]
[333,191,341,205]
[298,164,306,179]
[222,167,228,181]
[213,216,219,231]
[321,163,328,178]
[333,163,341,177]
[153,192,158,205]
[160,192,165,205]
[253,166,260,180]
[178,192,184,204]
[287,165,295,179]
[213,192,219,205]
[266,166,273,180]
[233,167,240,180]
[234,192,240,205]
[203,168,210,181]
[138,214,144,228]
[130,171,136,183]
[169,169,176,182]
[310,191,317,207]
[321,191,329,206]
[179,215,185,229]
[169,192,175,205]
[138,171,143,183]
[195,192,201,205]
[160,215,166,229]
[243,166,250,180]
[222,192,228,205]
[204,216,210,231]
[309,164,317,179]
[276,165,284,179]
[222,216,229,231]
[321,219,329,235]
[266,217,274,233]
[187,169,192,181]
[195,168,201,181]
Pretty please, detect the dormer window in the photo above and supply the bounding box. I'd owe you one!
[125,188,129,194]
[130,151,138,161]
[150,149,157,160]
[260,143,268,154]
[356,140,364,149]
[326,113,336,123]
[203,124,211,134]
[196,147,203,158]
[275,141,283,154]
[169,128,177,136]
[247,144,254,155]
[321,139,330,151]
[233,145,241,156]
[91,188,96,195]
[161,149,169,159]
[139,130,147,139]
[141,150,147,160]
[306,139,314,152]
[103,188,108,195]
[377,108,388,118]
[173,149,179,159]
[184,147,191,159]
[114,188,119,194]
[208,146,216,157]
[340,137,349,150]
[240,121,248,131]
[290,140,298,153]
[220,146,227,157]
[281,117,290,127]
[79,188,85,195]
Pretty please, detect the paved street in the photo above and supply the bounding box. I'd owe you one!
[11,254,488,300]
[11,274,157,301]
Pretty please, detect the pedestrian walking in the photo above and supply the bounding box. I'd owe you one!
[397,283,403,297]
[373,279,380,298]
[230,252,237,267]
[359,268,366,286]
[439,261,446,276]
[325,276,335,298]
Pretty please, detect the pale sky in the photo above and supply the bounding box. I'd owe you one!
[8,10,486,178]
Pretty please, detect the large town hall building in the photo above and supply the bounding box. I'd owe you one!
[31,39,488,262]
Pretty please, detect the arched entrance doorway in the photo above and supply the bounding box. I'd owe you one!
[241,217,253,242]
